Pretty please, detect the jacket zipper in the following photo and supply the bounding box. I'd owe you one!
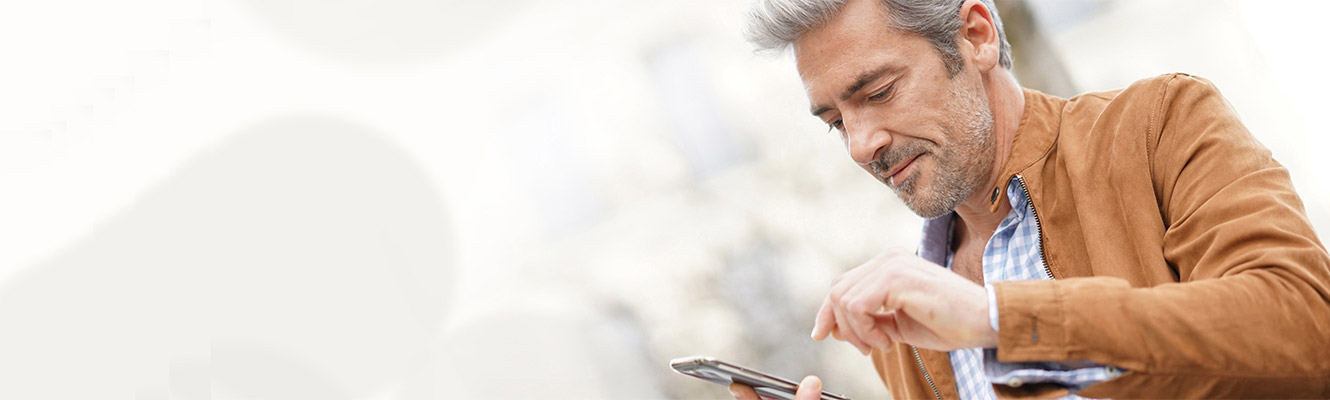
[908,176,1049,400]
[1015,174,1055,279]
[911,345,943,400]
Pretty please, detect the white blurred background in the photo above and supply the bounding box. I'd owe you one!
[0,0,1325,399]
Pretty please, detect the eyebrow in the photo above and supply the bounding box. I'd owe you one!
[809,64,899,117]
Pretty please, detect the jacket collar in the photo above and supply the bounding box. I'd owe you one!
[988,88,1064,213]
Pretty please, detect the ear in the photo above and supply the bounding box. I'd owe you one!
[958,0,1001,72]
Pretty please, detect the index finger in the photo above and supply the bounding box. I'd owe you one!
[811,296,836,341]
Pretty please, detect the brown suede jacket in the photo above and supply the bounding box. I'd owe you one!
[870,74,1330,399]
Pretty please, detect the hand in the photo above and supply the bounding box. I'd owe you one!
[729,376,823,400]
[812,249,997,354]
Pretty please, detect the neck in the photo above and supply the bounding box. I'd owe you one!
[954,70,1024,242]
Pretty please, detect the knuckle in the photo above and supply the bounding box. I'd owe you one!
[846,298,873,314]
[882,268,902,283]
[828,285,848,302]
[831,272,851,286]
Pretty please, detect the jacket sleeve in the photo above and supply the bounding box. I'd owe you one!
[994,74,1330,398]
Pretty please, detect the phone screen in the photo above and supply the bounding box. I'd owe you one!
[670,356,851,400]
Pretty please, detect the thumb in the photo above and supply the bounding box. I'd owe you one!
[794,375,823,400]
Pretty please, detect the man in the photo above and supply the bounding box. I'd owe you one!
[731,0,1330,398]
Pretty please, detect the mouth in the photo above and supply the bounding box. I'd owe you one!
[884,154,921,186]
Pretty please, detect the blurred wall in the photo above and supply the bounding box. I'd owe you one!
[0,0,1324,399]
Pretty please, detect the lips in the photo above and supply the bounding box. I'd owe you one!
[884,154,921,186]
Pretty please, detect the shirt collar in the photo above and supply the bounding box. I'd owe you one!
[918,177,1030,265]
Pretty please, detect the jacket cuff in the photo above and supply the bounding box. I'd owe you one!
[995,280,1071,362]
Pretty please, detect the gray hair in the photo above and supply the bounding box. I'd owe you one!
[744,0,1013,75]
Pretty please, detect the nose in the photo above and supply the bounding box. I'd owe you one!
[844,116,891,166]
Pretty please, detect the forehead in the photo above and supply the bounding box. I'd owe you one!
[792,0,933,96]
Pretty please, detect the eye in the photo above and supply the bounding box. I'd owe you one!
[827,119,844,133]
[867,84,895,102]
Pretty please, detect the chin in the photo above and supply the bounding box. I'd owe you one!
[900,186,959,219]
[904,200,952,219]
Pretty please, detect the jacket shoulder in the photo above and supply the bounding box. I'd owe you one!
[1061,73,1219,117]
[1054,73,1222,149]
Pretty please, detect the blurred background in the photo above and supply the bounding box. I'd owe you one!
[0,0,1325,399]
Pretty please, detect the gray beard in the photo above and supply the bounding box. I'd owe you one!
[870,87,995,219]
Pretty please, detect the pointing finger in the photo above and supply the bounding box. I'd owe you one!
[812,296,836,341]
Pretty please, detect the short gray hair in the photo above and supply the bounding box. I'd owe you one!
[744,0,1013,75]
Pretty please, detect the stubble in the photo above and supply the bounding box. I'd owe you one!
[874,86,996,219]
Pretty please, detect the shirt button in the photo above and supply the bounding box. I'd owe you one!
[1007,377,1023,387]
[990,187,1001,203]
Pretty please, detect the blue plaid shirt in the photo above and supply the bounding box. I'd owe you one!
[918,176,1123,400]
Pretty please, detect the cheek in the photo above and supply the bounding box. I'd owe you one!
[912,154,940,182]
[876,107,943,143]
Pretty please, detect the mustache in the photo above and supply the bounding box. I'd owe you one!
[870,140,930,178]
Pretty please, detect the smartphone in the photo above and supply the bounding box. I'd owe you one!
[669,355,850,400]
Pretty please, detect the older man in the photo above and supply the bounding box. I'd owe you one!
[731,0,1330,399]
